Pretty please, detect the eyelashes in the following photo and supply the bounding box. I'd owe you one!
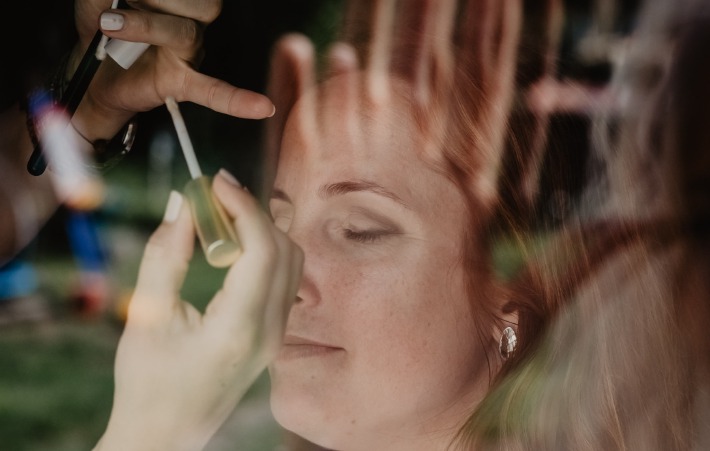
[271,215,398,245]
[343,227,397,243]
[269,202,402,245]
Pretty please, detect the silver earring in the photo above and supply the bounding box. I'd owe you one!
[499,326,517,360]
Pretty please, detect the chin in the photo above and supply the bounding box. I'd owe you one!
[271,388,325,444]
[269,382,348,449]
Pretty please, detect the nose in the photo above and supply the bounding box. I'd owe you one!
[294,273,317,306]
[286,221,322,307]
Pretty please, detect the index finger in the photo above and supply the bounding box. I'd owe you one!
[183,71,276,120]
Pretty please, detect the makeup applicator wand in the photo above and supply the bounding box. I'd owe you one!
[165,96,242,268]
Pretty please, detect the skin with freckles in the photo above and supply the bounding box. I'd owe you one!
[267,74,499,451]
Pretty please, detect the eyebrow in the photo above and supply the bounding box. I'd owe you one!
[270,180,411,210]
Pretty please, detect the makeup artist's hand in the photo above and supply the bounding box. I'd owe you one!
[94,171,303,451]
[70,0,275,143]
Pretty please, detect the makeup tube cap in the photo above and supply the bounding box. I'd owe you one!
[105,39,150,69]
[184,175,241,268]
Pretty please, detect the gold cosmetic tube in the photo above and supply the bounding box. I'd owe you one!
[184,175,241,268]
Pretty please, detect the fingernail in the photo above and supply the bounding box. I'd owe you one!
[218,168,242,187]
[268,105,276,118]
[100,12,125,31]
[163,191,183,223]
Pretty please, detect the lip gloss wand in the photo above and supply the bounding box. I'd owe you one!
[165,96,242,268]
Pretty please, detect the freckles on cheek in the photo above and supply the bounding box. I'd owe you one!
[386,279,440,348]
[400,260,466,331]
[331,254,445,330]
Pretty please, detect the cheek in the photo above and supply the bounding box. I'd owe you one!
[327,242,478,372]
[327,255,486,428]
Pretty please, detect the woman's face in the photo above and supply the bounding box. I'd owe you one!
[268,75,494,449]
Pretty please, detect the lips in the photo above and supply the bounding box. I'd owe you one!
[282,334,337,347]
[279,334,344,360]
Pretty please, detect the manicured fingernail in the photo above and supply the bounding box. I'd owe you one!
[163,191,183,223]
[218,168,241,187]
[100,12,124,31]
[255,101,276,119]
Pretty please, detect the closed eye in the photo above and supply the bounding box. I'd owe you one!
[343,228,396,243]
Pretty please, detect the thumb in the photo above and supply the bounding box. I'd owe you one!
[130,191,195,324]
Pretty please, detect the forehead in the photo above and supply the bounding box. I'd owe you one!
[278,74,435,178]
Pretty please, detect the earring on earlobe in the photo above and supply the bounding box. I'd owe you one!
[499,326,517,360]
